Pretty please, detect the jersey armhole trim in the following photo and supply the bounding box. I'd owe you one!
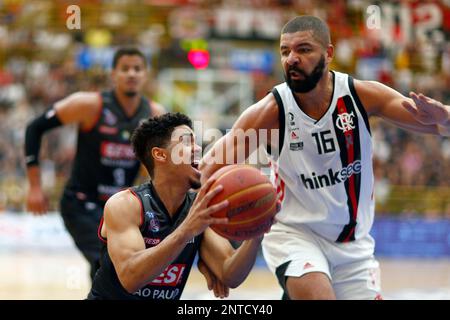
[348,76,371,136]
[97,216,107,243]
[267,88,285,155]
[129,188,145,229]
[81,92,103,133]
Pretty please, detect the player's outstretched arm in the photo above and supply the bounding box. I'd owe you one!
[24,92,101,215]
[402,92,450,136]
[199,93,279,185]
[105,179,229,294]
[354,80,449,136]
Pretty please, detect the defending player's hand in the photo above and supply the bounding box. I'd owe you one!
[26,186,49,215]
[402,92,449,126]
[197,258,229,299]
[180,177,229,239]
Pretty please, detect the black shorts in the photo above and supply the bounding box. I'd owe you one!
[60,190,104,280]
[275,261,292,300]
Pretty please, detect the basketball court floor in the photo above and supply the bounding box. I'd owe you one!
[1,249,450,300]
[1,212,449,300]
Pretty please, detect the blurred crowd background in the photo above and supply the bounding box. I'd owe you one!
[0,0,449,216]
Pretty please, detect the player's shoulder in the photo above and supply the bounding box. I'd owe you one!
[65,91,101,107]
[240,92,279,129]
[55,91,102,115]
[105,189,141,214]
[351,78,399,114]
[104,189,142,226]
[352,78,391,96]
[241,92,278,120]
[104,189,142,228]
[53,91,102,126]
[256,90,278,108]
[149,100,166,116]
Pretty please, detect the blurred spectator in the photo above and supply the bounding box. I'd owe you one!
[0,0,448,214]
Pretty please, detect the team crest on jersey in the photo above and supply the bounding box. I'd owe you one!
[288,112,296,128]
[336,111,355,132]
[103,109,118,126]
[146,211,160,232]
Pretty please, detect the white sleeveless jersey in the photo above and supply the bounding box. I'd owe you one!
[267,71,374,242]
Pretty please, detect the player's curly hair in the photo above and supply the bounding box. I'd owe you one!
[131,112,192,177]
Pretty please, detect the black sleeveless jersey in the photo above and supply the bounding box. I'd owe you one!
[65,90,151,204]
[88,182,202,300]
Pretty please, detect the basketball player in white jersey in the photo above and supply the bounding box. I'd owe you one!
[199,16,450,300]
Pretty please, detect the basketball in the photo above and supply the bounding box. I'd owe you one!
[207,165,277,241]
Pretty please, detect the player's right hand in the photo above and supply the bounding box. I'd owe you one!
[402,92,449,126]
[180,177,229,240]
[26,187,49,215]
[197,258,229,299]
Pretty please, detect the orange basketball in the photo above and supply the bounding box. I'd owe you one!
[207,164,277,241]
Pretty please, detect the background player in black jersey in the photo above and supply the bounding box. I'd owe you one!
[88,113,276,300]
[24,47,166,281]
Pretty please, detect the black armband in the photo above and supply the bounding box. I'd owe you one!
[24,107,63,166]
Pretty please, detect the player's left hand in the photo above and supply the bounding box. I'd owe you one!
[402,92,449,126]
[198,258,229,299]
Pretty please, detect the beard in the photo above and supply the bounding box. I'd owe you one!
[285,56,326,93]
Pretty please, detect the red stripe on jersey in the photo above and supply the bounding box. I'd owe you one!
[336,97,358,242]
[271,160,285,203]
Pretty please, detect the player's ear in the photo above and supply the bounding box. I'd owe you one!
[326,44,334,63]
[151,147,167,163]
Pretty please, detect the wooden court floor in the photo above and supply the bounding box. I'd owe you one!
[1,250,450,300]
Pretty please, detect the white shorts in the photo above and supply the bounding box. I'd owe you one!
[262,222,382,300]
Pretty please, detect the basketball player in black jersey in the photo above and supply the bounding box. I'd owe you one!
[87,113,275,300]
[24,47,165,281]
